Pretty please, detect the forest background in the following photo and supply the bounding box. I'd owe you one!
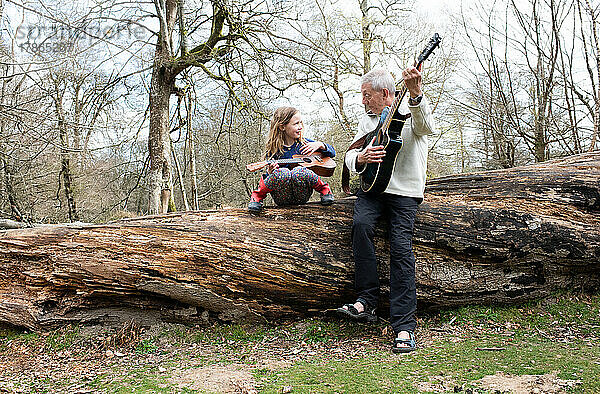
[0,0,598,224]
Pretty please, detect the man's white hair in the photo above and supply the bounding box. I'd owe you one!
[361,68,396,95]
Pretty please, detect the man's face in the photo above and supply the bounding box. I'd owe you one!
[361,83,392,115]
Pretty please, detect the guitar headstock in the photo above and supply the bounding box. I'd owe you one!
[246,162,268,172]
[416,33,442,68]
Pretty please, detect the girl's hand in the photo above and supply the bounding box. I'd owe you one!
[300,141,325,155]
[266,163,279,174]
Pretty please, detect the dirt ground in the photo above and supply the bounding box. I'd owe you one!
[0,321,392,393]
[0,317,588,393]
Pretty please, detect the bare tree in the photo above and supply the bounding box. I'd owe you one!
[50,73,79,222]
[457,0,589,169]
[146,0,261,214]
[0,0,153,222]
[568,0,600,152]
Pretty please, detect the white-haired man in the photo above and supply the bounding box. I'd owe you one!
[337,67,436,353]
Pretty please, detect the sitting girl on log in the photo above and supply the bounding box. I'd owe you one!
[248,106,335,213]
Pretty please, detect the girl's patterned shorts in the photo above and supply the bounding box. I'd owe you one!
[264,167,320,206]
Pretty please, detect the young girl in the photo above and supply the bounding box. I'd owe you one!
[248,106,335,213]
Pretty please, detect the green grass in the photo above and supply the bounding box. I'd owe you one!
[46,325,81,350]
[0,325,38,341]
[88,367,174,393]
[258,337,600,393]
[190,323,271,344]
[2,292,599,393]
[135,338,159,353]
[256,292,600,393]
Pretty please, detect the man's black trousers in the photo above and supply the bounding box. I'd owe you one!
[352,190,419,334]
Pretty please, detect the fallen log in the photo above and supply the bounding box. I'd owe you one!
[1,153,599,331]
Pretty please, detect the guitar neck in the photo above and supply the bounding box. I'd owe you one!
[381,87,408,132]
[381,57,428,132]
[247,154,327,173]
[382,33,442,131]
[266,158,304,165]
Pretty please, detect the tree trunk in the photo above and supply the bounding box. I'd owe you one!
[171,136,190,211]
[56,108,79,222]
[1,153,598,331]
[187,92,200,210]
[360,0,371,74]
[148,56,174,215]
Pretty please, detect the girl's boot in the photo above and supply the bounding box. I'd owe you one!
[248,177,273,212]
[313,179,334,206]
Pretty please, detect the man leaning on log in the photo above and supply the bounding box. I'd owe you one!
[336,67,436,353]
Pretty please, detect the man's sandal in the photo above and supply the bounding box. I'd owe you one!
[392,331,416,354]
[335,301,378,323]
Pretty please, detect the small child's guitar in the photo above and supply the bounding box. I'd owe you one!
[246,153,336,177]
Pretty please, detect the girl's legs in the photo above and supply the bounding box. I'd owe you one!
[250,167,335,211]
[269,168,305,206]
[288,167,335,205]
[288,167,317,204]
[290,167,335,205]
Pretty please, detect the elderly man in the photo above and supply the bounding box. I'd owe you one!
[337,67,436,353]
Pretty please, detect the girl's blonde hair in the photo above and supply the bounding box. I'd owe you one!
[264,106,306,160]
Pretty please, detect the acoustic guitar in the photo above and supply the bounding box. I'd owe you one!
[246,152,336,177]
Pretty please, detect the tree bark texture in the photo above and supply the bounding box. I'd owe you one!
[148,45,175,215]
[1,153,599,331]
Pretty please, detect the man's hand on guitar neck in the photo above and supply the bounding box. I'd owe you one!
[403,66,423,98]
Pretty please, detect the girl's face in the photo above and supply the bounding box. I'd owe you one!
[281,112,303,143]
